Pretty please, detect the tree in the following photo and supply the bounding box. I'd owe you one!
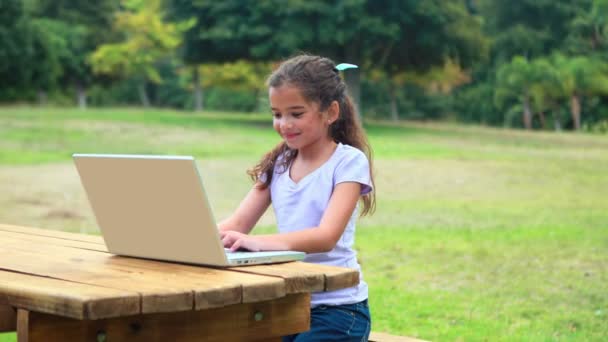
[496,53,608,131]
[198,61,270,98]
[29,18,84,104]
[90,0,192,107]
[0,0,59,102]
[527,57,566,130]
[165,0,254,111]
[495,56,539,129]
[286,0,486,116]
[552,54,608,130]
[33,0,119,108]
[563,0,608,55]
[476,0,591,129]
[175,60,271,111]
[166,0,486,116]
[480,0,587,62]
[368,60,471,121]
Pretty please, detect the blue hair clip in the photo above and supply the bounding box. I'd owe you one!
[335,63,358,71]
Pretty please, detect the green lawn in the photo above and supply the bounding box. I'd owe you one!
[1,106,607,341]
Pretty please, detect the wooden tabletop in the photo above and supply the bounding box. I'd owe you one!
[0,223,359,321]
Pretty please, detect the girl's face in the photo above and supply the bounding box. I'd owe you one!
[269,85,337,151]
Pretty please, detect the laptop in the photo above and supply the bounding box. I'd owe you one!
[72,153,305,267]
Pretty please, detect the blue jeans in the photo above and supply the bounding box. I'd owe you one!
[282,299,371,342]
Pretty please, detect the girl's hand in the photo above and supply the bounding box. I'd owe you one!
[220,230,263,252]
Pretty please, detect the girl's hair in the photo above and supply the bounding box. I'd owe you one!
[248,54,376,216]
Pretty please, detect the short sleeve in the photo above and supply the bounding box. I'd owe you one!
[258,171,268,184]
[334,148,373,195]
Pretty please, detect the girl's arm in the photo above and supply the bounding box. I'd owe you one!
[217,183,271,234]
[221,182,361,253]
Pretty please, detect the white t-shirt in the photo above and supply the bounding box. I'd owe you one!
[269,143,372,307]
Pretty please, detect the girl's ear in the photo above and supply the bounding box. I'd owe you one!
[327,100,340,124]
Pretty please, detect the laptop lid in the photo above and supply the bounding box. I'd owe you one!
[73,153,236,266]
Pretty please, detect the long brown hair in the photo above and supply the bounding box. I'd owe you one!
[248,54,376,216]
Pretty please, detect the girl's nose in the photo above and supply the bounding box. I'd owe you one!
[282,119,293,128]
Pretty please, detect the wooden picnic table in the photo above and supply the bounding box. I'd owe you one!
[0,224,359,341]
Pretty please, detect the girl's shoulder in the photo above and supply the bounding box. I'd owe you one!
[331,143,373,193]
[333,143,369,164]
[324,143,370,176]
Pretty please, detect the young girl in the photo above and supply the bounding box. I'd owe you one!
[218,54,375,341]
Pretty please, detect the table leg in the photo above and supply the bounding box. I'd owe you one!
[17,309,28,342]
[20,293,310,342]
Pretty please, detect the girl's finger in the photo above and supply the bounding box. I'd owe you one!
[222,234,233,247]
[230,239,242,252]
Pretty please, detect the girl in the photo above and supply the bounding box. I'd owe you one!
[218,54,375,341]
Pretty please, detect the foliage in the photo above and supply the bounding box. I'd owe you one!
[563,0,608,54]
[32,0,119,85]
[165,0,487,112]
[3,1,608,130]
[89,0,192,85]
[204,87,261,113]
[0,0,58,100]
[452,82,500,125]
[196,61,272,91]
[480,0,587,61]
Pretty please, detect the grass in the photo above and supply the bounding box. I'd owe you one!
[1,106,607,341]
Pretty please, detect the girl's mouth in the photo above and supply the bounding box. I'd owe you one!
[284,133,299,140]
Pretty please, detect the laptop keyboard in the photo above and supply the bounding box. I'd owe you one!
[224,248,254,257]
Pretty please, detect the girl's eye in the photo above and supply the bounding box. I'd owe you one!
[272,112,281,118]
[292,112,304,117]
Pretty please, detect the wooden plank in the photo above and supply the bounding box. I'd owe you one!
[0,231,286,305]
[0,229,107,252]
[0,233,285,314]
[369,331,430,342]
[0,304,16,332]
[230,263,324,294]
[99,254,285,308]
[0,228,318,300]
[0,224,104,245]
[0,225,355,293]
[23,293,310,342]
[231,261,360,292]
[0,270,140,320]
[0,236,194,315]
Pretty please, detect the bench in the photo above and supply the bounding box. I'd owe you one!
[369,331,429,342]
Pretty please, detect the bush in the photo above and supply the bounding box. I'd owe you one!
[451,83,502,125]
[203,87,258,112]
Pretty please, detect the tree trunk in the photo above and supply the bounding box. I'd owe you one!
[522,95,532,130]
[553,119,562,131]
[37,90,47,106]
[344,44,362,119]
[389,88,399,122]
[193,68,203,112]
[537,111,546,129]
[551,105,562,132]
[75,81,87,109]
[138,82,150,108]
[570,94,581,131]
[593,24,601,50]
